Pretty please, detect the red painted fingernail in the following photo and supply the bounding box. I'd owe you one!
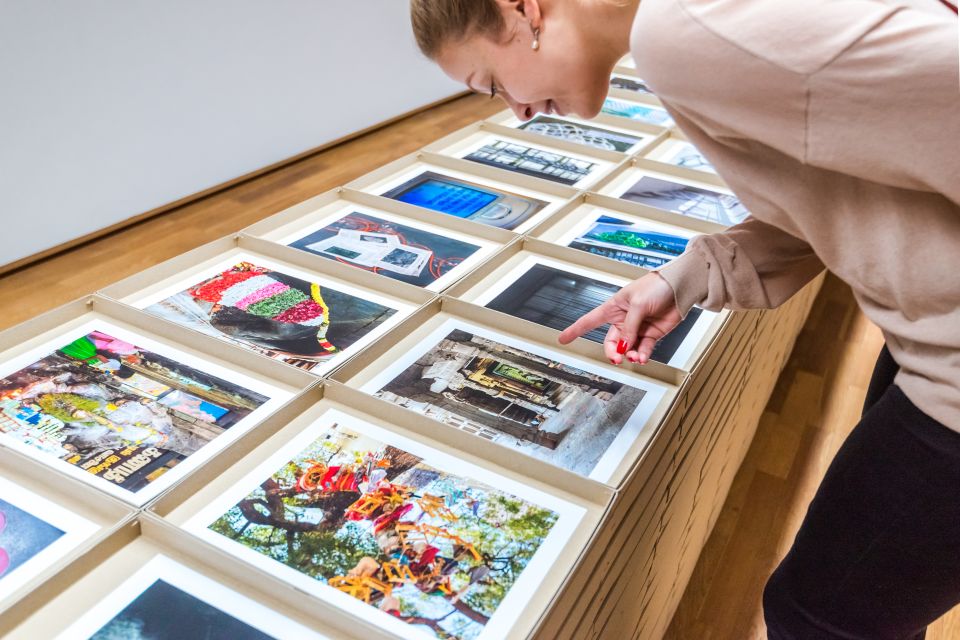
[616,340,628,354]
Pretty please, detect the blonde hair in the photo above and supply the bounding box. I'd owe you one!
[410,0,506,59]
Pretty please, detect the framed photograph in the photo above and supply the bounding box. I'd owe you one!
[609,74,654,96]
[620,175,746,225]
[0,319,290,505]
[186,409,586,640]
[601,98,674,128]
[381,169,550,232]
[57,555,326,639]
[467,255,717,369]
[461,138,601,187]
[601,168,748,226]
[429,131,615,190]
[0,476,98,602]
[280,206,492,292]
[555,212,696,269]
[512,115,648,154]
[646,139,717,174]
[359,318,667,481]
[131,253,413,375]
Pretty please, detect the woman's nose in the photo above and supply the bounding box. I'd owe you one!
[511,102,537,121]
[501,93,536,121]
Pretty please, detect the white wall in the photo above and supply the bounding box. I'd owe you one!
[0,1,461,268]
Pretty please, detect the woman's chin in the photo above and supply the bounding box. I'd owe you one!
[571,99,605,119]
[570,89,610,119]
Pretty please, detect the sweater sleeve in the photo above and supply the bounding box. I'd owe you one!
[805,6,960,206]
[655,217,825,316]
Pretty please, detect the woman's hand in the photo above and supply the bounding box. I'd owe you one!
[558,272,682,365]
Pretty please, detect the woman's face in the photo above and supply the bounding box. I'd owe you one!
[435,0,617,120]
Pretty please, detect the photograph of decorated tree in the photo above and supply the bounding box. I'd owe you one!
[206,422,559,640]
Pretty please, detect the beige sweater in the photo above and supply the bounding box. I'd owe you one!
[631,0,960,430]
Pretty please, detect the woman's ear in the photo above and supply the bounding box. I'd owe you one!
[494,0,544,29]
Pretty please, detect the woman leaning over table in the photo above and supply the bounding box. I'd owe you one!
[408,0,960,637]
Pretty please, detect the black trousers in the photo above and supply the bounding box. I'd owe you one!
[763,345,960,639]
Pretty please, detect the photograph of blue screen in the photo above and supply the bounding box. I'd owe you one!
[485,263,704,364]
[463,139,598,186]
[569,216,690,269]
[620,176,749,225]
[381,171,548,230]
[518,116,642,153]
[602,99,674,127]
[392,178,495,218]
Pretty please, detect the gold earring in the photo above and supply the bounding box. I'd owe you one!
[532,28,541,51]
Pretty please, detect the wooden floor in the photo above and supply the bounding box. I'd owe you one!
[2,93,957,639]
[664,273,960,639]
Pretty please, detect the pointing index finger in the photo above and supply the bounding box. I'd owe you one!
[557,302,610,345]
